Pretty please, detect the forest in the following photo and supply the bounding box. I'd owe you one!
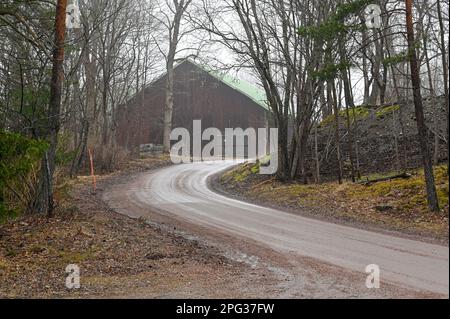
[0,0,448,221]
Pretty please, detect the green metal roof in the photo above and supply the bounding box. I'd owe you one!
[186,60,269,111]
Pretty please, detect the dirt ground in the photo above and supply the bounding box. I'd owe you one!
[0,156,443,298]
[0,156,276,298]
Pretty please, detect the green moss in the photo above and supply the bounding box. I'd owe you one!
[435,165,449,207]
[319,106,369,127]
[437,187,449,206]
[234,171,249,182]
[355,164,448,212]
[376,105,400,118]
[348,106,370,119]
[251,163,260,174]
[259,155,271,166]
[433,165,448,181]
[222,161,263,183]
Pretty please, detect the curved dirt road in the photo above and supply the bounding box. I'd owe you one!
[106,161,449,296]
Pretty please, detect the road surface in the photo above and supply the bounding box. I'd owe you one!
[108,161,449,296]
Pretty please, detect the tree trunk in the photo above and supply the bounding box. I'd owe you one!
[436,0,449,170]
[34,0,67,216]
[162,0,190,153]
[360,14,370,105]
[276,116,290,181]
[70,33,96,177]
[368,31,382,105]
[163,61,175,153]
[330,80,343,184]
[405,0,439,212]
[314,123,320,183]
[338,40,356,182]
[422,28,439,164]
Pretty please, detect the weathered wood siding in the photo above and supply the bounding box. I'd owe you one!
[116,60,269,150]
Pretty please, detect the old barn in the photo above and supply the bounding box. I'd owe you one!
[116,59,270,153]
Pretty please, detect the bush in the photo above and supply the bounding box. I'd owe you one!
[99,145,129,173]
[0,131,48,221]
[82,144,129,174]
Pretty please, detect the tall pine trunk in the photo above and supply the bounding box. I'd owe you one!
[34,0,67,216]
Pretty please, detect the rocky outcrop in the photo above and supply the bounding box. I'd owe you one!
[309,95,447,180]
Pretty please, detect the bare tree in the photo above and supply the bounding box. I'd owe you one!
[436,0,449,169]
[157,0,194,153]
[193,0,325,180]
[405,0,439,212]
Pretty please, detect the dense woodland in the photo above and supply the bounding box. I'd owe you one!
[0,0,448,219]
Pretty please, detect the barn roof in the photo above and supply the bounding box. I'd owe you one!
[128,59,269,112]
[178,59,269,111]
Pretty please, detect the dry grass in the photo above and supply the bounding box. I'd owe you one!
[220,163,449,242]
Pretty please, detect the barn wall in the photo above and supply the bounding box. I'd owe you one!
[116,61,268,151]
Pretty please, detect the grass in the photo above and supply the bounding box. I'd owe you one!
[350,165,448,211]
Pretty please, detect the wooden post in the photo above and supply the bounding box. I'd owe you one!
[88,148,96,193]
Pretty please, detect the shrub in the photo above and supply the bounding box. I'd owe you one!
[0,130,48,221]
[91,144,129,173]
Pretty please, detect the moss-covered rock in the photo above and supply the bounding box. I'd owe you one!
[376,104,400,119]
[319,106,370,127]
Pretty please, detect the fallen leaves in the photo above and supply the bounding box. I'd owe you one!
[0,156,274,298]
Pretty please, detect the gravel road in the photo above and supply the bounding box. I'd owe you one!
[104,160,449,297]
